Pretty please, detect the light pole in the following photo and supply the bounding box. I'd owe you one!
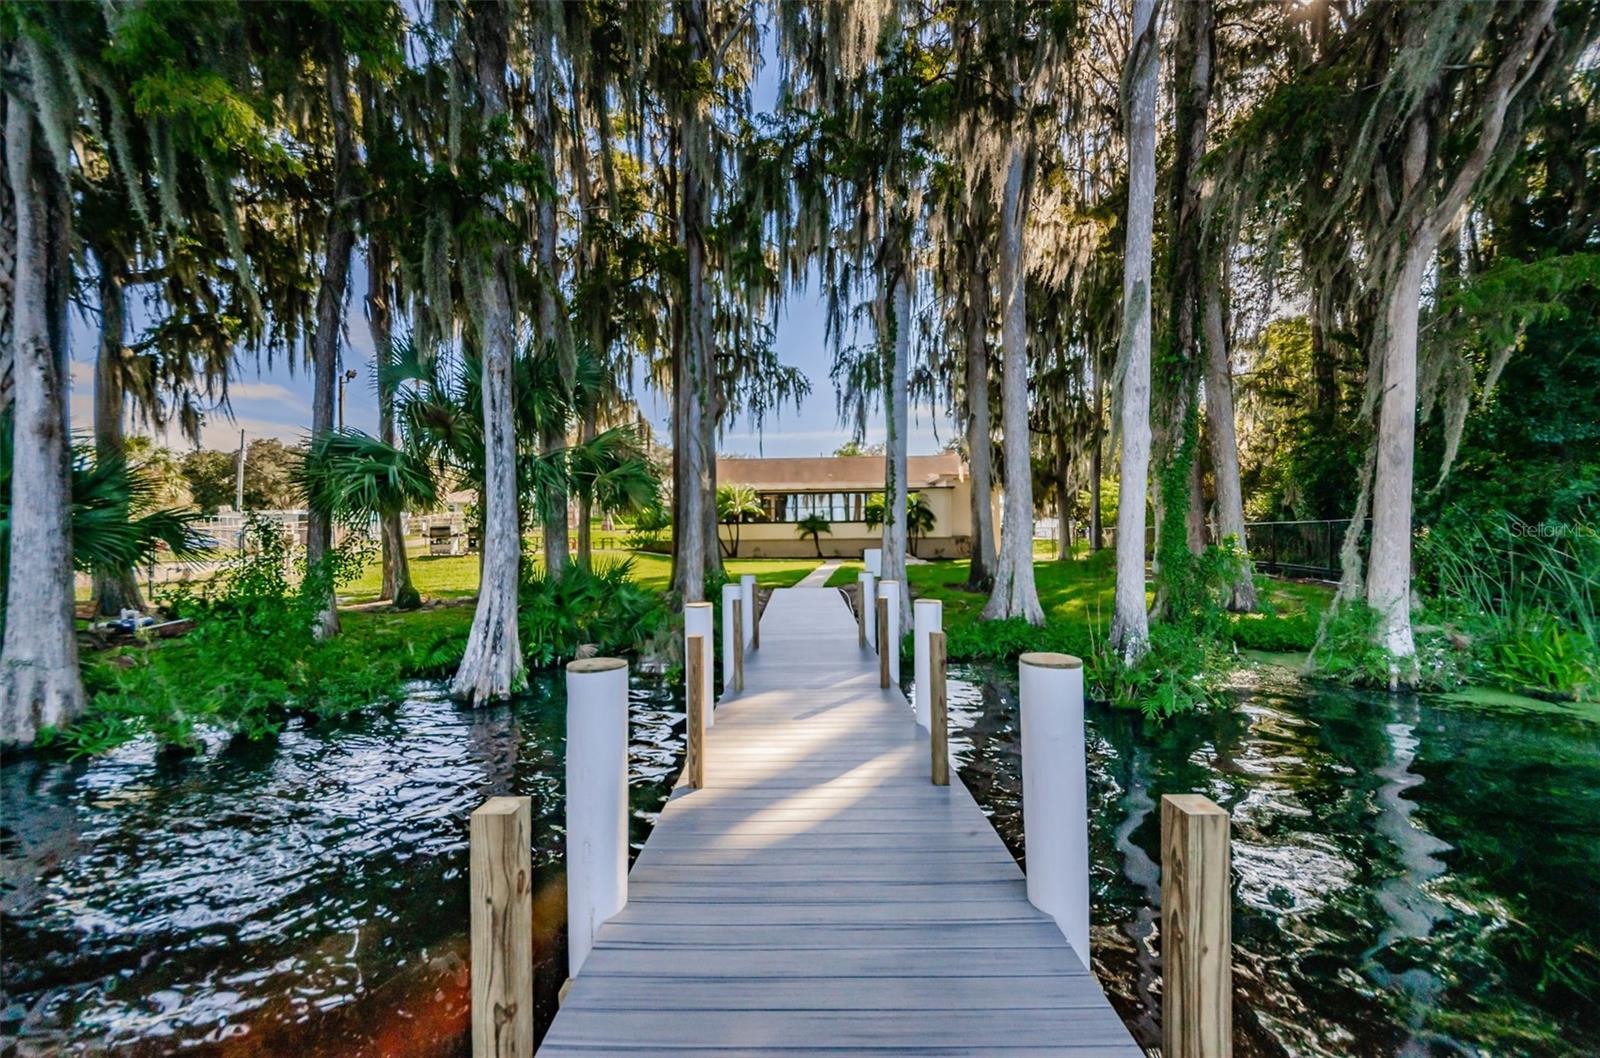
[338,368,359,431]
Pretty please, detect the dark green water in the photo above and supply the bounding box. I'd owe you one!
[945,660,1600,1058]
[0,677,683,1057]
[2,662,1596,1057]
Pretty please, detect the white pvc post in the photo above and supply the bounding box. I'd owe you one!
[684,603,714,727]
[739,574,756,649]
[913,599,943,728]
[864,547,882,577]
[565,656,630,978]
[1019,651,1090,964]
[858,572,877,650]
[878,579,901,686]
[720,583,741,696]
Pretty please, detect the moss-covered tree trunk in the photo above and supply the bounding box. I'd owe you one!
[1202,265,1256,611]
[983,140,1043,624]
[368,232,418,610]
[306,52,356,640]
[90,245,147,616]
[963,251,996,592]
[1,95,85,744]
[1110,0,1159,663]
[452,1,525,703]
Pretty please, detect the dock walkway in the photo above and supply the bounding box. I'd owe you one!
[537,585,1144,1056]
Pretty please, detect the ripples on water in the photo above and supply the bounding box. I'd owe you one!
[944,660,1600,1058]
[0,676,684,1057]
[4,662,1597,1058]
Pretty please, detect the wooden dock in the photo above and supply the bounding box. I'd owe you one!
[536,585,1146,1056]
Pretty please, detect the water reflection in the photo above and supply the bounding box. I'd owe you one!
[944,660,1600,1058]
[0,676,683,1056]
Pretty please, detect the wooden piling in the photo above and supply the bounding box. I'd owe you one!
[752,593,760,650]
[1161,794,1232,1058]
[857,583,867,648]
[732,599,744,692]
[686,635,706,788]
[470,796,533,1058]
[930,631,948,786]
[877,596,890,688]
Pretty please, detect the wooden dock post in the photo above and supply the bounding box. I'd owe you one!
[685,603,713,728]
[720,583,741,696]
[1161,794,1232,1058]
[929,630,948,786]
[732,599,744,692]
[470,796,533,1058]
[686,635,706,788]
[565,657,630,979]
[740,574,756,650]
[877,596,890,688]
[858,571,877,650]
[1018,652,1090,961]
[913,599,943,729]
[879,579,901,685]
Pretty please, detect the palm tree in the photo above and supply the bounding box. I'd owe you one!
[381,336,660,571]
[795,514,832,560]
[906,493,936,559]
[716,484,763,558]
[296,430,440,609]
[1,422,209,602]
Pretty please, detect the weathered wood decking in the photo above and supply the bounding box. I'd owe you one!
[538,585,1145,1056]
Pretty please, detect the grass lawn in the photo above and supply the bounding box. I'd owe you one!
[826,550,1332,661]
[340,548,820,603]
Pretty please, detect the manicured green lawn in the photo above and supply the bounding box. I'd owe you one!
[828,550,1333,660]
[340,548,820,603]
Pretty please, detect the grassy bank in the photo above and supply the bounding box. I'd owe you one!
[53,549,821,756]
[825,550,1332,662]
[339,548,820,602]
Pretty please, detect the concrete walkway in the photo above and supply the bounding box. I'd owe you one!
[794,559,841,588]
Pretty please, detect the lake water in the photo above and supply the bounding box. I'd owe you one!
[2,661,1595,1057]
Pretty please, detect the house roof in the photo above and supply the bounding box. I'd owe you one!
[717,453,965,490]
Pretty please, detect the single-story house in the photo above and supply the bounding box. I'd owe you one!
[715,452,994,559]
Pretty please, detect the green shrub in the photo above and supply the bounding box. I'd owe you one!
[1228,608,1318,653]
[518,557,666,668]
[43,519,403,756]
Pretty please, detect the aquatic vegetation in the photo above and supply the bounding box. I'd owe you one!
[42,520,405,756]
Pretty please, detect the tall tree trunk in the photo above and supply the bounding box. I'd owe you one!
[306,54,357,639]
[1202,265,1255,611]
[1110,0,1159,662]
[1055,430,1072,561]
[1,98,85,744]
[963,256,996,591]
[90,245,146,615]
[1153,0,1214,593]
[534,14,569,576]
[1090,361,1103,551]
[1365,243,1426,666]
[882,253,911,629]
[453,2,524,703]
[703,390,723,582]
[369,233,418,609]
[669,6,712,605]
[577,405,597,568]
[983,142,1044,624]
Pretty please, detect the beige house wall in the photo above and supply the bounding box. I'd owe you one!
[714,461,998,560]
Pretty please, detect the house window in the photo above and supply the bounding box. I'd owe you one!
[756,491,871,522]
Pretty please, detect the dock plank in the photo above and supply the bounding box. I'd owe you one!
[536,585,1144,1057]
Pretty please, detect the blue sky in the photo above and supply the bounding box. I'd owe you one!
[69,29,956,459]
